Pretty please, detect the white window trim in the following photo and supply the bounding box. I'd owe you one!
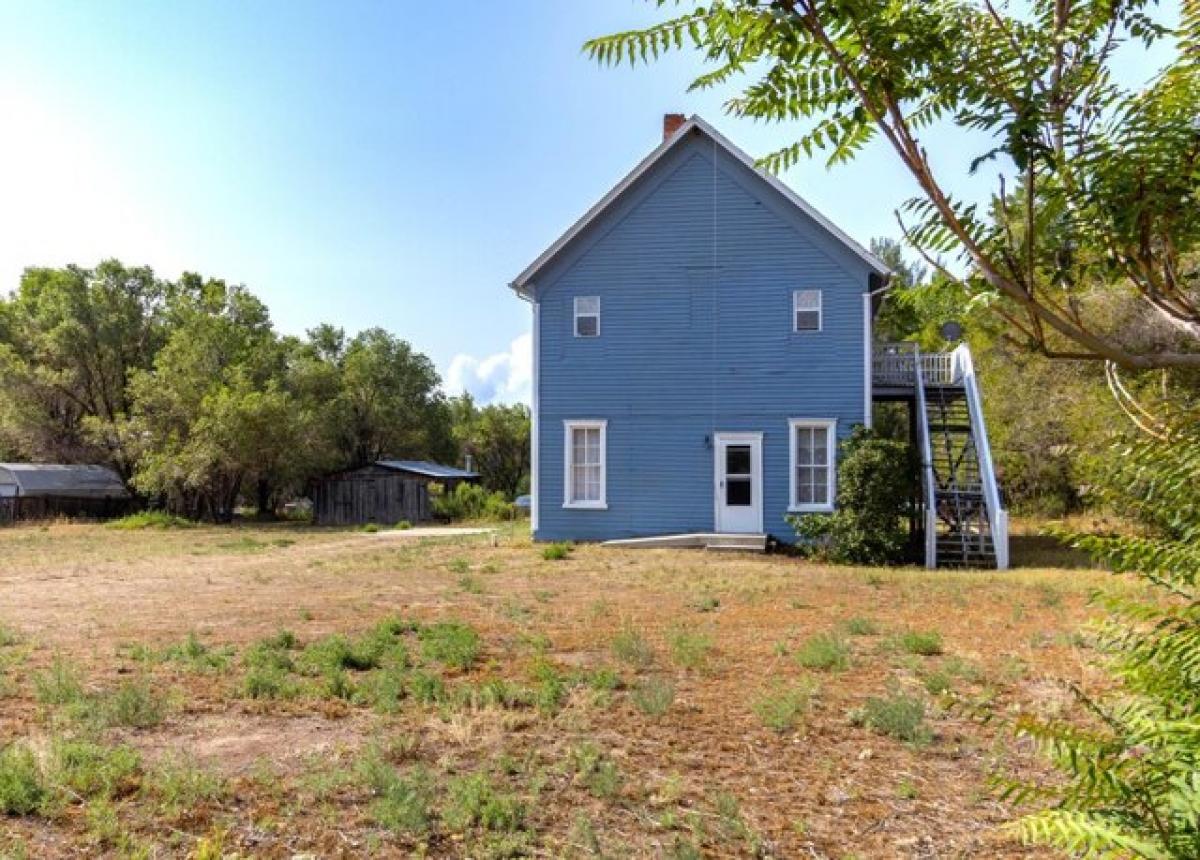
[788,418,837,513]
[563,419,607,509]
[574,296,600,338]
[793,289,822,333]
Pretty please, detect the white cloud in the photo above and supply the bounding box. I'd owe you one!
[446,332,532,405]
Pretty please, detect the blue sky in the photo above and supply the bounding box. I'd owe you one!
[0,1,1175,403]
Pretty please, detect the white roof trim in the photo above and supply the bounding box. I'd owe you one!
[509,114,890,297]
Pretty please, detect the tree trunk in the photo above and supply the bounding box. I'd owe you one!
[256,477,274,520]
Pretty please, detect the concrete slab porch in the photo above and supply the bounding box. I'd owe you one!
[601,533,768,553]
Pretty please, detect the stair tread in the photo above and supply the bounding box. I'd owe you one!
[918,359,1004,569]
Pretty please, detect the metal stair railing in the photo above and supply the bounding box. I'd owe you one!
[950,344,1009,569]
[912,346,939,569]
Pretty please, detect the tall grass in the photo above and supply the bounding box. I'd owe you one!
[107,511,194,530]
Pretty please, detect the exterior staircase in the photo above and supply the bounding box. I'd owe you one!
[878,342,1009,569]
[923,382,996,567]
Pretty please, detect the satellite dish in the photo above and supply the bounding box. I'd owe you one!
[939,321,964,342]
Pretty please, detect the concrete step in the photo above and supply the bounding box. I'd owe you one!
[705,541,768,553]
[603,532,767,552]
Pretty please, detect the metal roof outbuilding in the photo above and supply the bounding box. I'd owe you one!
[0,464,129,498]
[375,460,479,480]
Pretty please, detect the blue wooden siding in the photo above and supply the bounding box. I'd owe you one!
[532,131,872,542]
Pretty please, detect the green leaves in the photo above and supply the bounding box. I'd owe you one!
[789,426,915,565]
[0,261,169,478]
[1001,429,1200,858]
[587,0,1200,369]
[583,11,708,67]
[0,260,465,521]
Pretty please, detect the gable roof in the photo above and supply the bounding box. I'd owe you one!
[0,464,129,498]
[509,114,890,297]
[376,460,479,480]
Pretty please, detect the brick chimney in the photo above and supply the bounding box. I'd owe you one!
[663,113,687,141]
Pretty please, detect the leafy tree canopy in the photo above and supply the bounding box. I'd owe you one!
[0,261,170,477]
[587,1,1200,369]
[1003,426,1200,857]
[0,261,468,520]
[449,393,531,497]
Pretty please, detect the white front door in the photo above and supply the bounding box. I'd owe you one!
[714,433,763,534]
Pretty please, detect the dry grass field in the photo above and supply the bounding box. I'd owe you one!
[0,519,1125,858]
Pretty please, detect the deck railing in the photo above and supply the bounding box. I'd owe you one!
[873,342,956,387]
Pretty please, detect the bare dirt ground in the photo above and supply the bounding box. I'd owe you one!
[0,520,1116,858]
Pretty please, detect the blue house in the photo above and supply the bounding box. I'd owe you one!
[510,115,1008,568]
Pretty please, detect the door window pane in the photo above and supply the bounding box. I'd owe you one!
[725,445,751,476]
[726,477,752,506]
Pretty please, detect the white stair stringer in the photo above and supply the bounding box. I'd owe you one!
[913,344,1009,570]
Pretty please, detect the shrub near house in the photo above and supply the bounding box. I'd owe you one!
[789,427,916,565]
[431,482,514,522]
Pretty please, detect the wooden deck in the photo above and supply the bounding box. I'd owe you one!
[872,342,955,399]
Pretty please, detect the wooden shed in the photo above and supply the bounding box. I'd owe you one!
[312,460,479,526]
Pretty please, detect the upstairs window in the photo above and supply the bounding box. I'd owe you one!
[789,419,836,511]
[574,296,600,337]
[793,289,822,332]
[564,420,607,508]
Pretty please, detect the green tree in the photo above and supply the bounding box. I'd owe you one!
[587,1,1200,369]
[869,237,927,344]
[0,260,458,519]
[449,394,531,497]
[1004,428,1200,857]
[873,237,1125,515]
[328,328,454,468]
[126,278,293,519]
[0,261,170,480]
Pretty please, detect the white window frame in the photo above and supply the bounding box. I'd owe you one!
[788,418,837,513]
[793,289,822,332]
[563,420,607,509]
[574,296,600,338]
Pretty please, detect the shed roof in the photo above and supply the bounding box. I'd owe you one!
[0,464,129,498]
[376,460,479,480]
[509,114,890,297]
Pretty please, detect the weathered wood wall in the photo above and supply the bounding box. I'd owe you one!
[312,466,431,526]
[0,495,135,525]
